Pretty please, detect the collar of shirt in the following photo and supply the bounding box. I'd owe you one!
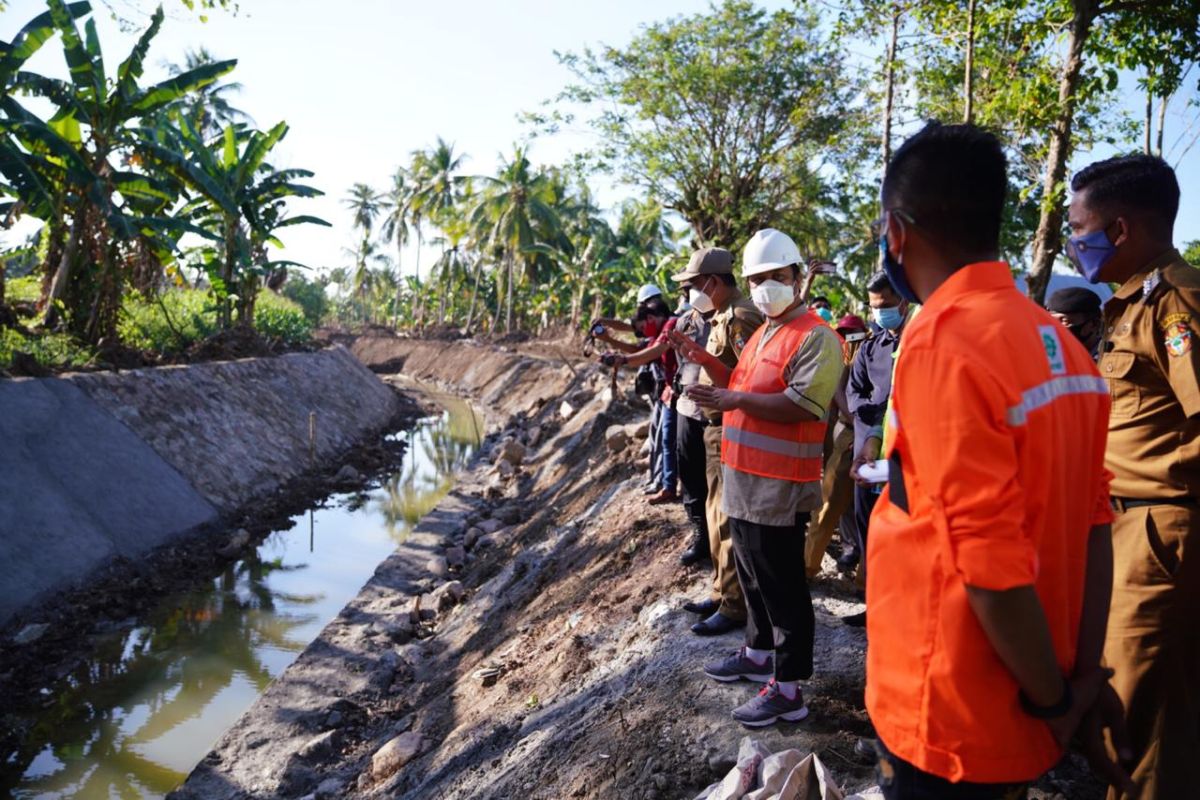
[1112,247,1182,300]
[920,261,1013,314]
[765,301,808,330]
[714,286,744,317]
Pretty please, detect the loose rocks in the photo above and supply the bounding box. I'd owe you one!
[605,425,630,453]
[370,731,425,781]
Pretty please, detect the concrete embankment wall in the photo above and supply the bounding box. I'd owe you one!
[0,346,400,626]
[351,336,577,421]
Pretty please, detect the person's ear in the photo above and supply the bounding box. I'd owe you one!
[1110,217,1130,248]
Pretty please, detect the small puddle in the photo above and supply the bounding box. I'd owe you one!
[3,384,482,799]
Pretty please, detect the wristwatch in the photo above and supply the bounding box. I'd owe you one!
[1019,677,1073,719]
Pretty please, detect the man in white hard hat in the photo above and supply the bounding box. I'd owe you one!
[636,284,663,305]
[677,228,845,726]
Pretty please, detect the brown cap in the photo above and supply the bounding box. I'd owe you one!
[671,247,733,283]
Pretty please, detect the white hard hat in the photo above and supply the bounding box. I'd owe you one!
[742,229,802,278]
[636,284,663,304]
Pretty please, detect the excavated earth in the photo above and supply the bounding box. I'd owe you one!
[167,334,1106,800]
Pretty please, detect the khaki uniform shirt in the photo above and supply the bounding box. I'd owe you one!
[701,289,764,421]
[1101,249,1200,499]
[721,311,846,527]
[674,308,710,421]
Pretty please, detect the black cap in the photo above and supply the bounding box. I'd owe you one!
[1046,287,1102,315]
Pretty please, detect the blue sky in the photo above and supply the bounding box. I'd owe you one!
[4,0,1198,281]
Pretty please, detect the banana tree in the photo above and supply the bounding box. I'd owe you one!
[2,0,236,340]
[0,0,88,307]
[138,119,329,328]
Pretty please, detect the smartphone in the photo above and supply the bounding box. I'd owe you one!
[845,332,868,343]
[813,261,838,275]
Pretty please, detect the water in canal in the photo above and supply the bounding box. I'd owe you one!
[3,387,482,799]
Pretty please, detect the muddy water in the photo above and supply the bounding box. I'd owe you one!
[4,387,482,800]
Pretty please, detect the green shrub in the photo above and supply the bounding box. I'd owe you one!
[253,291,313,343]
[0,327,94,370]
[6,275,41,304]
[281,273,330,326]
[118,288,312,353]
[119,289,218,352]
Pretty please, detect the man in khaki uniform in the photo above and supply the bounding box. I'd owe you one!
[1066,154,1200,800]
[670,248,764,636]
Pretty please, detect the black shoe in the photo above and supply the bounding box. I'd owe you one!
[836,548,860,574]
[842,610,867,628]
[679,527,711,567]
[683,598,719,616]
[691,612,745,636]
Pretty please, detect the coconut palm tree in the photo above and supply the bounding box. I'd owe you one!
[164,47,251,138]
[379,167,411,327]
[471,146,561,332]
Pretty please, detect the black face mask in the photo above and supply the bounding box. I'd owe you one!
[1066,320,1101,350]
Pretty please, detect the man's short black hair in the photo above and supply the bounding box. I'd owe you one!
[1047,287,1102,316]
[1071,154,1179,234]
[811,295,831,306]
[882,121,1007,256]
[866,271,894,295]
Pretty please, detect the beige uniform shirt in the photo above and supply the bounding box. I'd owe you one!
[721,312,846,527]
[701,289,764,422]
[1101,249,1200,499]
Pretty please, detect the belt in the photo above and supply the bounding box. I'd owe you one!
[1110,496,1198,513]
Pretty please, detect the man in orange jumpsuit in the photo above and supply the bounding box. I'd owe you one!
[865,122,1133,798]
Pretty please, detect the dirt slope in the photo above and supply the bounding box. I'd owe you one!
[172,335,1102,800]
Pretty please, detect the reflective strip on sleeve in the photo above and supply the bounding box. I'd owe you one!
[1006,375,1109,426]
[723,423,825,458]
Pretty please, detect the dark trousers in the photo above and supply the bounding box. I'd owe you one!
[875,740,1029,800]
[729,513,815,681]
[647,400,663,486]
[854,484,881,581]
[676,414,709,539]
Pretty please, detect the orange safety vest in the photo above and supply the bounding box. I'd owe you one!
[722,311,829,482]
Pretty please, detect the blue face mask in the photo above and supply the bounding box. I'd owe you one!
[879,231,920,304]
[872,305,905,331]
[1066,226,1117,284]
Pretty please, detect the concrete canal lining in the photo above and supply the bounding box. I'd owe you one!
[0,345,401,627]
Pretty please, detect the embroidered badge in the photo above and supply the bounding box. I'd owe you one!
[1165,322,1192,357]
[1161,312,1191,328]
[1039,324,1067,375]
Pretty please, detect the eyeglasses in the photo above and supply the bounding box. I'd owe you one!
[870,209,916,240]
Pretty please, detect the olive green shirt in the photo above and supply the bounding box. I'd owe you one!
[721,312,846,527]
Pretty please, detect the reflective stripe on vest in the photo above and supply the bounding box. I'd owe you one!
[721,310,831,482]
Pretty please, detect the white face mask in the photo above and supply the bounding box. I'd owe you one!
[749,280,796,318]
[688,284,715,314]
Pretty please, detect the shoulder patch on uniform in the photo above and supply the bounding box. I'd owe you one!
[1038,325,1067,375]
[1161,312,1191,330]
[1165,322,1193,357]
